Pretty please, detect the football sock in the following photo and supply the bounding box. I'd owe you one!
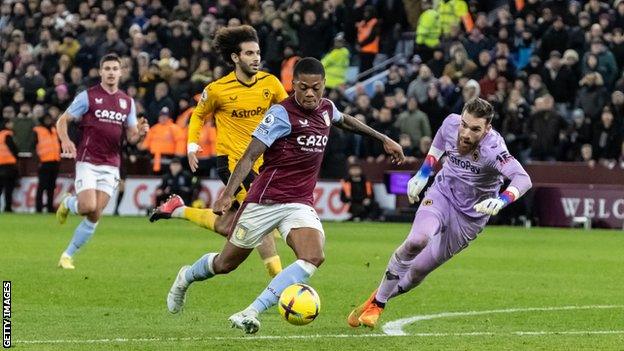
[64,195,79,215]
[171,206,185,218]
[184,253,216,286]
[64,218,97,256]
[263,255,283,277]
[250,259,317,314]
[376,212,441,303]
[391,248,440,298]
[372,298,386,308]
[183,207,217,231]
[375,246,417,303]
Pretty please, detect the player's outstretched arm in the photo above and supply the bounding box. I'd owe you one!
[335,113,405,164]
[213,137,267,215]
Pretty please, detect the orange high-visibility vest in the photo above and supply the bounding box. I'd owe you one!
[33,126,61,163]
[176,107,195,129]
[0,130,17,165]
[341,179,373,198]
[281,56,300,93]
[141,120,185,172]
[357,18,379,54]
[462,12,474,32]
[341,179,351,198]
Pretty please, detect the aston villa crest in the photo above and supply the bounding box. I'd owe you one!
[119,98,127,110]
[322,111,330,126]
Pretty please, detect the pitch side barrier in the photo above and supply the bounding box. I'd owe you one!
[9,158,624,228]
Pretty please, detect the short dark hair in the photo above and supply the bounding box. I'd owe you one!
[293,57,325,78]
[213,25,259,65]
[462,97,494,123]
[99,53,121,68]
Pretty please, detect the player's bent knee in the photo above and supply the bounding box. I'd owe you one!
[86,212,101,223]
[78,203,97,215]
[404,235,430,252]
[213,260,240,274]
[300,254,324,268]
[213,219,230,237]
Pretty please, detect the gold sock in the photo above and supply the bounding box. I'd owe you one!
[263,255,283,277]
[183,207,217,231]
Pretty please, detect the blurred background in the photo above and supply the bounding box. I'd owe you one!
[1,0,623,228]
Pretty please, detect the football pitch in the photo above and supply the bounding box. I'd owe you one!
[1,213,623,350]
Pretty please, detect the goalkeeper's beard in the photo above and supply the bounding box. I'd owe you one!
[457,137,477,155]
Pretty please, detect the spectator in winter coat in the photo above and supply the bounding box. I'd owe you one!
[393,97,431,147]
[592,107,622,166]
[443,46,478,82]
[528,95,568,161]
[407,65,437,104]
[575,72,608,122]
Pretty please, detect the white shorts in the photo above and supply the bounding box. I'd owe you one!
[74,162,120,197]
[229,203,325,249]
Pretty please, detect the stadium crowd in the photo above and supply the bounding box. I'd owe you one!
[2,0,624,186]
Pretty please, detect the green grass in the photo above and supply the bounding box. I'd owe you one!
[1,213,623,350]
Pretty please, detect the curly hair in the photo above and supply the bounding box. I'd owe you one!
[213,25,259,66]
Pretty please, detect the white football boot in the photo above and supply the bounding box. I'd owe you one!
[229,308,261,334]
[167,265,190,313]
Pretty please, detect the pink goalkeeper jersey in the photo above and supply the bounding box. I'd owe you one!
[430,113,531,218]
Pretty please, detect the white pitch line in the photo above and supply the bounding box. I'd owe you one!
[382,304,624,336]
[14,330,624,345]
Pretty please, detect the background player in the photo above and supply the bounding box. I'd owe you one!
[164,58,405,334]
[149,25,288,277]
[55,54,149,269]
[347,98,533,328]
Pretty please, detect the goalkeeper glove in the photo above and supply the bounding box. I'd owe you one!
[473,191,515,215]
[406,155,437,204]
[407,170,429,204]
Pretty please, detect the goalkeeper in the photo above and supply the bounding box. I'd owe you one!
[348,98,532,329]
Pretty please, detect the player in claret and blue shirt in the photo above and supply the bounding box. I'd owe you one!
[165,57,405,334]
[55,53,149,269]
[348,97,533,329]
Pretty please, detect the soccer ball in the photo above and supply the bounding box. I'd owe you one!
[278,283,321,326]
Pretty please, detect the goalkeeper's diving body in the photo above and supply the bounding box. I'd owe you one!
[149,25,288,277]
[348,98,533,329]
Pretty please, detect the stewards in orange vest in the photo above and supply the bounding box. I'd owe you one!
[0,120,18,212]
[140,107,185,174]
[356,6,380,75]
[281,46,300,94]
[339,163,378,220]
[33,115,61,213]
